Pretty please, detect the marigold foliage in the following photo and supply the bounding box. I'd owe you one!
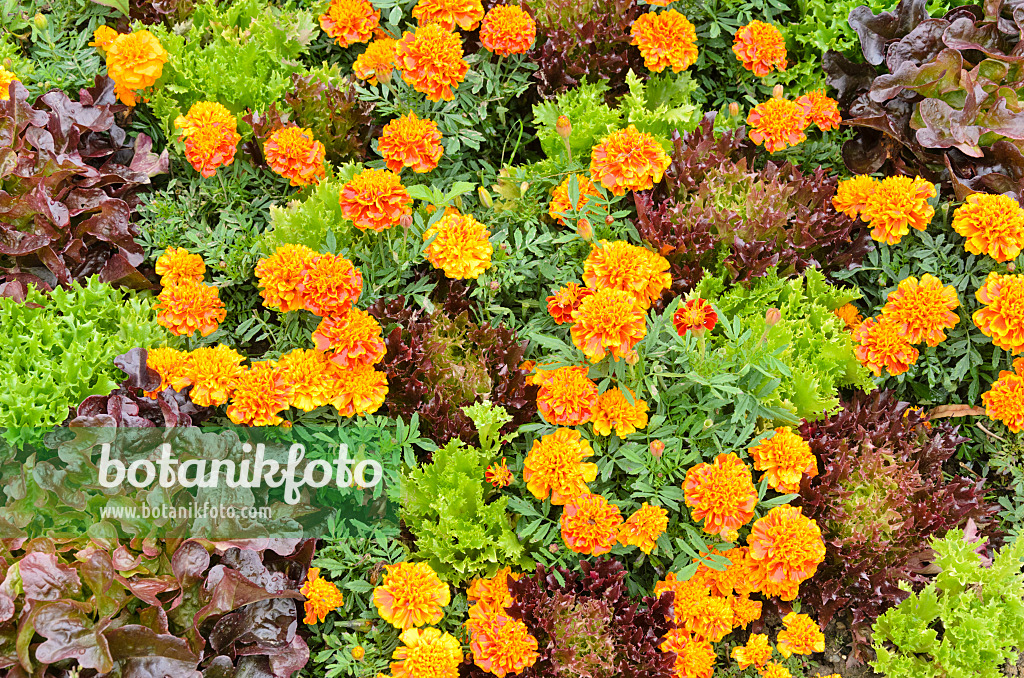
[264,126,327,187]
[523,427,598,504]
[981,357,1024,432]
[880,274,960,347]
[629,10,698,74]
[301,567,344,624]
[852,316,920,376]
[319,0,380,47]
[749,426,818,494]
[747,97,809,153]
[732,20,787,76]
[549,174,601,225]
[560,492,623,556]
[683,452,757,540]
[570,288,647,362]
[973,272,1024,354]
[339,168,412,232]
[395,24,468,102]
[424,212,493,279]
[480,5,536,56]
[378,111,443,173]
[590,125,671,195]
[591,387,649,437]
[951,192,1024,262]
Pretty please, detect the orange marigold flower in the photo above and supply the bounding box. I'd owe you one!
[0,67,19,101]
[390,627,463,678]
[354,38,398,86]
[174,101,240,178]
[186,344,245,407]
[423,212,492,279]
[683,452,758,541]
[339,168,413,232]
[299,252,364,317]
[155,246,205,286]
[852,316,920,376]
[313,308,386,369]
[227,361,294,427]
[523,427,598,504]
[155,279,226,337]
[952,192,1024,262]
[583,240,671,309]
[732,633,773,669]
[560,492,623,556]
[974,272,1024,354]
[833,302,863,331]
[546,282,594,324]
[798,90,841,131]
[278,348,332,412]
[654,573,712,628]
[468,610,539,677]
[90,25,119,50]
[329,363,388,416]
[466,567,518,614]
[732,20,786,76]
[395,24,469,102]
[549,174,601,225]
[690,595,735,642]
[412,0,484,30]
[104,30,168,106]
[319,0,380,47]
[485,457,514,488]
[590,125,671,196]
[660,629,715,678]
[860,175,936,245]
[747,97,809,153]
[618,502,668,553]
[570,288,648,363]
[378,112,443,173]
[832,175,878,219]
[760,662,793,678]
[301,567,344,624]
[630,10,698,73]
[731,594,763,629]
[144,346,192,398]
[255,244,318,313]
[880,273,960,346]
[373,561,451,630]
[690,547,739,598]
[777,611,825,657]
[748,426,818,494]
[480,5,536,55]
[725,546,762,596]
[592,387,649,437]
[747,505,825,601]
[982,358,1024,433]
[674,297,718,336]
[264,126,326,187]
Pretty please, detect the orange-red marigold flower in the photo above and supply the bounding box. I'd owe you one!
[174,101,240,178]
[880,274,960,346]
[797,90,841,131]
[777,611,825,657]
[683,452,758,541]
[412,0,484,30]
[301,567,344,624]
[852,316,920,376]
[974,272,1024,354]
[255,243,318,313]
[320,0,380,47]
[982,358,1024,433]
[546,282,594,324]
[227,361,294,427]
[373,561,451,630]
[90,25,119,51]
[354,38,398,86]
[570,288,648,362]
[329,363,388,416]
[278,348,333,412]
[660,629,715,678]
[560,492,623,556]
[590,125,671,195]
[480,5,536,55]
[760,662,794,678]
[591,387,649,438]
[861,175,936,245]
[339,168,413,232]
[747,97,809,153]
[466,567,518,614]
[424,212,493,279]
[155,246,205,286]
[264,126,326,187]
[144,346,192,397]
[378,112,443,173]
[313,308,386,369]
[468,610,539,678]
[748,426,818,494]
[186,344,246,407]
[395,24,469,102]
[833,302,864,331]
[523,427,598,504]
[952,192,1024,263]
[832,175,878,219]
[747,505,825,601]
[583,240,672,309]
[630,9,698,73]
[155,279,226,337]
[674,297,718,336]
[732,20,787,76]
[299,252,364,317]
[536,365,599,425]
[549,174,601,225]
[732,633,773,669]
[617,502,668,554]
[485,457,514,488]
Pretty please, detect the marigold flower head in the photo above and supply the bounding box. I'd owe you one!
[832,175,878,219]
[759,662,793,678]
[479,5,535,55]
[340,168,412,232]
[777,611,825,657]
[423,212,492,279]
[689,547,739,598]
[523,427,598,504]
[0,67,20,100]
[690,595,735,642]
[374,562,451,630]
[982,358,1024,433]
[301,567,344,624]
[570,288,648,363]
[732,20,786,76]
[880,273,960,346]
[483,457,514,488]
[299,252,363,317]
[674,297,718,336]
[630,10,698,73]
[144,346,192,398]
[186,344,246,407]
[560,492,623,556]
[390,627,463,678]
[378,111,443,173]
[590,125,671,196]
[155,247,205,286]
[395,24,468,102]
[731,593,763,629]
[320,0,380,47]
[732,633,773,669]
[547,282,594,324]
[314,308,386,369]
[412,0,484,30]
[660,629,715,678]
[749,426,818,494]
[747,505,825,601]
[654,573,712,628]
[683,452,758,540]
[90,25,119,50]
[974,272,1024,353]
[104,30,168,106]
[617,502,668,553]
[592,387,649,437]
[354,38,398,86]
[278,348,332,412]
[952,192,1024,262]
[155,279,226,337]
[833,302,863,331]
[255,244,318,313]
[466,567,518,614]
[583,240,671,309]
[174,101,240,178]
[264,126,326,187]
[226,361,293,427]
[549,174,601,225]
[797,90,841,131]
[861,175,936,245]
[329,363,388,416]
[468,610,539,678]
[852,316,920,376]
[747,97,809,153]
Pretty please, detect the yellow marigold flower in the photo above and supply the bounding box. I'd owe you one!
[352,646,365,660]
[319,0,380,47]
[777,611,825,657]
[546,282,594,324]
[731,594,763,629]
[523,428,598,504]
[952,192,1024,262]
[833,302,863,331]
[747,505,825,601]
[982,358,1024,433]
[354,38,398,86]
[144,346,192,398]
[174,101,240,179]
[630,10,698,73]
[660,628,715,678]
[412,0,484,30]
[329,363,388,416]
[732,632,773,669]
[255,244,318,313]
[683,452,757,541]
[395,24,469,102]
[104,30,168,107]
[0,66,20,100]
[617,502,668,553]
[748,426,818,494]
[832,174,878,219]
[264,126,326,187]
[467,567,518,614]
[226,362,293,426]
[549,174,601,226]
[480,5,536,56]
[583,240,672,309]
[690,595,734,642]
[852,316,920,376]
[570,288,648,363]
[591,387,649,438]
[313,308,386,369]
[339,168,413,232]
[760,662,793,678]
[861,175,936,245]
[186,344,246,407]
[391,627,462,678]
[299,252,364,317]
[155,279,226,337]
[423,212,493,279]
[89,25,119,50]
[590,125,671,196]
[974,271,1024,354]
[468,609,539,677]
[155,247,205,286]
[373,561,451,630]
[378,111,443,173]
[560,492,623,556]
[278,348,332,412]
[747,97,809,153]
[797,90,841,131]
[485,457,514,488]
[301,567,344,624]
[880,274,960,346]
[535,365,598,425]
[732,20,786,76]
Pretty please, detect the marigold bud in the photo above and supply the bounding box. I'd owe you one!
[1008,261,1016,273]
[556,114,571,140]
[33,12,47,29]
[650,439,665,457]
[478,186,493,208]
[577,217,592,240]
[489,279,499,292]
[399,214,413,229]
[625,349,639,365]
[352,646,365,661]
[772,84,784,98]
[605,214,614,226]
[766,307,781,326]
[729,101,739,117]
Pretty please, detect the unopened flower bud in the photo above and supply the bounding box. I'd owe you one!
[477,186,493,208]
[650,440,665,457]
[549,542,559,553]
[625,349,639,365]
[766,308,781,326]
[729,101,739,117]
[576,217,592,240]
[605,214,614,226]
[399,214,413,229]
[1008,261,1016,273]
[703,418,714,430]
[519,181,529,195]
[352,646,365,661]
[773,84,784,98]
[33,12,47,30]
[489,280,499,292]
[556,115,571,140]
